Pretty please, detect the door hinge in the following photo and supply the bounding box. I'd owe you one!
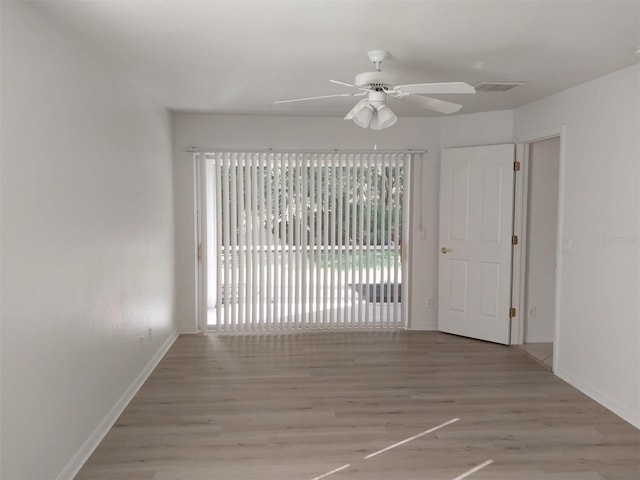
[514,161,521,172]
[509,307,517,318]
[197,243,202,262]
[512,235,519,245]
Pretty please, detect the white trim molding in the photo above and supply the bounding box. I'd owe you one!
[56,329,180,480]
[512,125,566,369]
[556,366,640,429]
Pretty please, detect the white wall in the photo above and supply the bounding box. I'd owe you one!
[515,64,640,428]
[441,110,514,148]
[1,3,177,479]
[172,114,442,332]
[525,137,560,343]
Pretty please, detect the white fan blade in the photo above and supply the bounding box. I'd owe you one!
[330,79,355,88]
[401,94,463,114]
[394,82,476,95]
[274,93,355,104]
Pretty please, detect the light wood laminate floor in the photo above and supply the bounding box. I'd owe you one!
[518,342,554,370]
[76,332,640,480]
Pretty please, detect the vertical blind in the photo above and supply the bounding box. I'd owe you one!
[205,151,410,332]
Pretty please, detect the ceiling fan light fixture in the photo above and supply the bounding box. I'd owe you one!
[346,92,396,130]
[344,99,368,120]
[352,104,374,128]
[370,104,397,130]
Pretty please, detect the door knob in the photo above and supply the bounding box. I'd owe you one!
[441,247,450,254]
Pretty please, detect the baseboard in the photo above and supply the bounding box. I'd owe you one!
[56,328,180,480]
[523,336,554,344]
[555,366,640,429]
[408,323,437,331]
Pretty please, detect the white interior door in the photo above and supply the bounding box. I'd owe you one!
[438,144,515,344]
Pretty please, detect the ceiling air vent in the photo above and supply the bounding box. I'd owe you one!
[475,82,527,93]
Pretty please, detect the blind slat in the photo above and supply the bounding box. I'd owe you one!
[249,153,258,329]
[237,154,246,327]
[344,157,352,326]
[245,154,253,328]
[357,156,365,329]
[322,156,329,328]
[301,155,309,329]
[286,154,294,329]
[314,155,322,328]
[222,154,230,329]
[381,157,389,328]
[265,154,273,329]
[214,155,223,328]
[365,155,373,326]
[229,154,238,330]
[337,157,344,327]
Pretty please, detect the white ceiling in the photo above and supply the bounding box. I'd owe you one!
[32,0,640,118]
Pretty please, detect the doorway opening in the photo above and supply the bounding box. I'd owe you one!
[516,135,561,369]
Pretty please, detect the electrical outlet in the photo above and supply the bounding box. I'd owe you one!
[529,307,537,319]
[427,297,435,308]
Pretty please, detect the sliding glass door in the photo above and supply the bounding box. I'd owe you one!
[199,151,412,333]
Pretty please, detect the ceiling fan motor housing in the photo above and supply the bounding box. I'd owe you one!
[354,71,398,91]
[366,90,386,107]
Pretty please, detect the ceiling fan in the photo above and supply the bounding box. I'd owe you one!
[275,50,476,130]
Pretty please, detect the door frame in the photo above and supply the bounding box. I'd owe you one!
[193,150,417,333]
[511,125,566,372]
